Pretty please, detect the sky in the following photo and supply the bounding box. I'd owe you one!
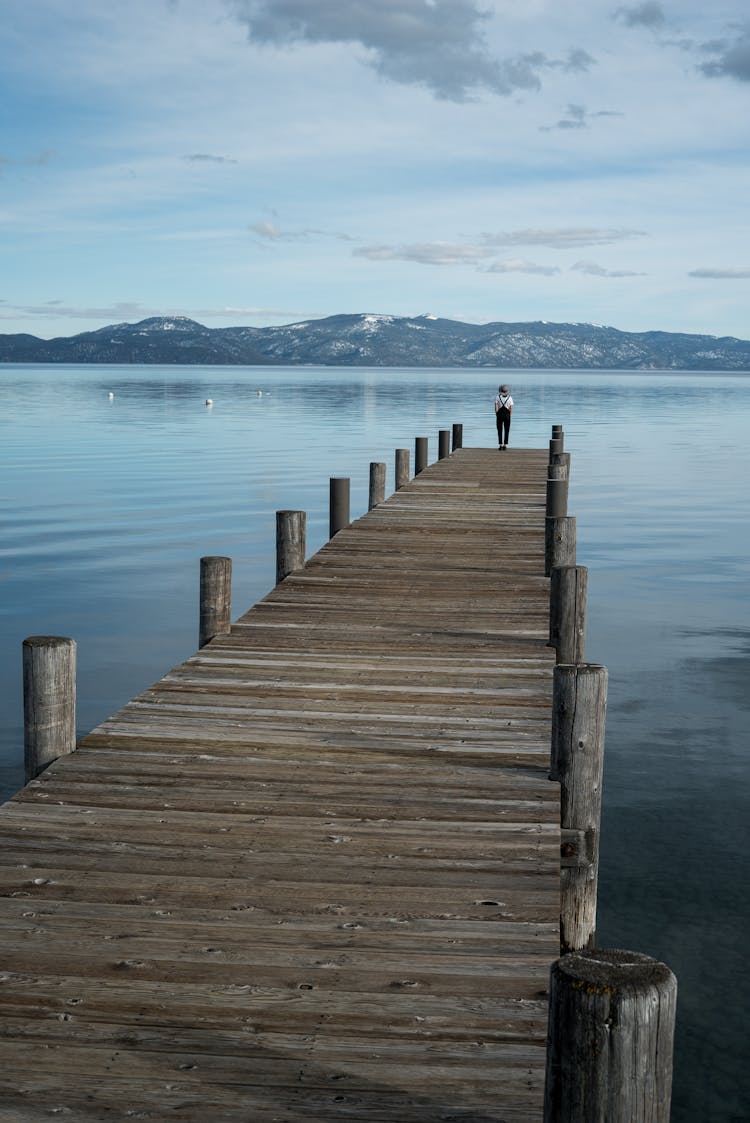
[1,0,749,340]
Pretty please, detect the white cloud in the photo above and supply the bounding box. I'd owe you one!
[571,260,646,277]
[353,242,489,266]
[485,259,561,275]
[479,227,647,249]
[688,267,750,279]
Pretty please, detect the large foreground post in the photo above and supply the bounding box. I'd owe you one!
[23,636,76,782]
[276,510,306,583]
[544,949,677,1123]
[199,556,232,648]
[545,515,576,577]
[549,565,588,664]
[551,663,607,953]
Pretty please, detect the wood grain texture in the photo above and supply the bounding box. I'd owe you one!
[1,447,560,1122]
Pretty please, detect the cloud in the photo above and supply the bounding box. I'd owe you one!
[184,153,238,164]
[571,260,646,277]
[540,103,624,131]
[614,3,666,30]
[250,220,353,242]
[479,227,647,249]
[2,301,311,323]
[484,259,561,276]
[699,28,750,82]
[231,1,594,101]
[688,267,750,279]
[353,228,648,271]
[354,241,488,266]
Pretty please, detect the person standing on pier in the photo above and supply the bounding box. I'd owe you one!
[494,384,513,449]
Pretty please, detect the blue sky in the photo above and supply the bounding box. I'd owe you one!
[1,0,749,339]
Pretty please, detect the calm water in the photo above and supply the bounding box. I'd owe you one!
[1,364,748,1121]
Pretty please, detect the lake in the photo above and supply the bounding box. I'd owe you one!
[1,363,748,1122]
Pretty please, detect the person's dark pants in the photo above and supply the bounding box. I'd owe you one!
[496,407,511,446]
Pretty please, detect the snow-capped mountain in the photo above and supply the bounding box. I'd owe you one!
[2,313,749,369]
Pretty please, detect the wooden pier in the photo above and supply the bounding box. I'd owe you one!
[0,448,562,1121]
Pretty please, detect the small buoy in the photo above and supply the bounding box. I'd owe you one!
[205,398,213,406]
[256,389,263,397]
[108,391,114,399]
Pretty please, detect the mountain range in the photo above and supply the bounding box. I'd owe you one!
[2,313,749,370]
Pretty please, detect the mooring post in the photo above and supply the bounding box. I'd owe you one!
[395,448,410,490]
[23,635,77,783]
[550,450,571,476]
[452,423,463,450]
[329,477,350,537]
[550,436,564,458]
[415,436,428,474]
[549,565,588,663]
[544,948,677,1123]
[546,474,568,518]
[368,462,386,509]
[551,424,564,438]
[438,430,450,459]
[199,556,232,648]
[551,662,607,953]
[276,510,306,583]
[545,515,576,577]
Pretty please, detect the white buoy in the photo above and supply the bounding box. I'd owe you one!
[205,398,213,407]
[256,389,263,397]
[108,391,114,399]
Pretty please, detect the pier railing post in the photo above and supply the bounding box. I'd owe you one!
[395,448,410,490]
[452,423,463,450]
[551,663,607,954]
[23,635,76,782]
[545,515,576,577]
[415,436,428,474]
[369,462,386,509]
[329,477,350,537]
[546,474,568,518]
[544,949,677,1123]
[551,424,564,438]
[276,510,306,583]
[199,556,232,648]
[438,430,450,459]
[549,565,588,663]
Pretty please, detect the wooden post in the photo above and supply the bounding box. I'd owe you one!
[550,436,564,458]
[199,556,232,648]
[438,430,450,459]
[544,948,677,1123]
[368,462,386,509]
[23,635,76,782]
[452,423,463,450]
[329,477,350,537]
[545,515,576,577]
[415,436,428,474]
[276,510,306,583]
[551,424,564,438]
[550,451,571,475]
[551,663,607,953]
[395,448,410,490]
[546,476,567,518]
[549,565,587,664]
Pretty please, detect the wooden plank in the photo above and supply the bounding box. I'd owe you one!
[0,447,560,1122]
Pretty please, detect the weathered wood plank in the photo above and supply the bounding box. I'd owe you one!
[0,447,559,1122]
